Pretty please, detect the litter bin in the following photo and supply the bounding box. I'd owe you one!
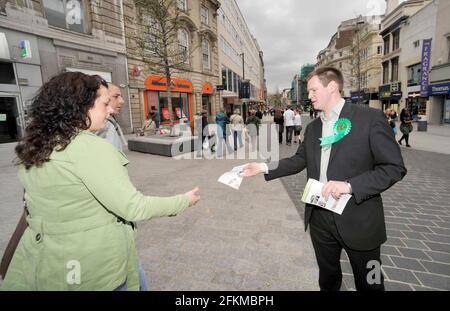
[417,116,427,132]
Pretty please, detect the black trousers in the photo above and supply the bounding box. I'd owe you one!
[309,207,385,291]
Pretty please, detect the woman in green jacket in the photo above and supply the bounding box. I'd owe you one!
[1,72,200,291]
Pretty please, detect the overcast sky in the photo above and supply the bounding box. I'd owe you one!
[237,0,388,94]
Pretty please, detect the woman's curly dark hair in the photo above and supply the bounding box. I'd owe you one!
[15,72,108,169]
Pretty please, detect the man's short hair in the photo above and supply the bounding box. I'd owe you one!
[307,67,344,92]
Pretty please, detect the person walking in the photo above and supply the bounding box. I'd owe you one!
[230,109,244,151]
[97,83,127,151]
[283,105,295,145]
[294,109,303,144]
[215,109,232,157]
[1,72,200,291]
[246,109,261,152]
[274,109,284,144]
[242,67,406,291]
[398,108,412,147]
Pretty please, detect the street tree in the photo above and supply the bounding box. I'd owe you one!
[128,0,199,123]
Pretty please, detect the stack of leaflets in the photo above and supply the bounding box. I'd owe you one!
[301,179,351,215]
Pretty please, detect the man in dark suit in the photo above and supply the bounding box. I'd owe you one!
[242,67,406,291]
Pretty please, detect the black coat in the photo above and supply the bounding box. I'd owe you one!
[265,103,407,251]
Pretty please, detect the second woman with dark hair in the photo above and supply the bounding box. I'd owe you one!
[1,72,200,291]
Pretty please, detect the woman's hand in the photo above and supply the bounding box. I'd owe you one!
[185,187,200,207]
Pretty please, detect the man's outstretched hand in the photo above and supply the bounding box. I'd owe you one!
[241,163,266,177]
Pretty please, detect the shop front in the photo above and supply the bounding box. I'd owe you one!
[350,91,370,105]
[144,75,193,126]
[406,86,428,121]
[202,82,214,117]
[0,29,42,144]
[379,83,402,113]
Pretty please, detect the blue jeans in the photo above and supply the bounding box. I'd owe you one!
[114,260,148,291]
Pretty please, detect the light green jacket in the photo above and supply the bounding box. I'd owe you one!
[1,131,189,291]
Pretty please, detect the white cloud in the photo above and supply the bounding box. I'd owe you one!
[237,0,386,93]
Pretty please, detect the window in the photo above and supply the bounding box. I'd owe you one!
[382,61,389,84]
[447,36,450,62]
[222,66,228,90]
[227,68,233,92]
[177,0,187,11]
[202,39,210,70]
[413,40,420,48]
[178,28,189,63]
[383,35,390,55]
[339,52,343,57]
[391,57,399,82]
[377,46,382,54]
[392,29,400,51]
[407,63,421,86]
[43,0,86,33]
[200,6,208,25]
[142,15,160,56]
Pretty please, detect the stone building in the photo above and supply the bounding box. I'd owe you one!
[0,0,130,142]
[123,0,221,130]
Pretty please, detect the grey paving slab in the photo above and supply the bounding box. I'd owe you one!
[426,251,450,264]
[385,281,414,291]
[389,256,427,272]
[397,248,433,261]
[420,261,450,276]
[423,241,450,253]
[401,231,428,240]
[382,267,421,285]
[413,272,450,290]
[400,239,430,250]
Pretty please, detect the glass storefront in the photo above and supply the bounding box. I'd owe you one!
[158,92,189,124]
[444,96,450,124]
[407,96,427,120]
[144,75,193,126]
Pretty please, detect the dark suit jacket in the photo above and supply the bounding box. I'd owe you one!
[265,103,407,251]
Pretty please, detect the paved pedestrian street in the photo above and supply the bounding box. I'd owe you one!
[1,117,449,291]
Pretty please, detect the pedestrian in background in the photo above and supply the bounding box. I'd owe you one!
[1,72,200,291]
[274,109,284,144]
[283,104,295,145]
[230,109,244,151]
[398,108,413,147]
[215,109,232,157]
[96,82,149,290]
[246,109,261,152]
[97,83,127,151]
[294,108,303,144]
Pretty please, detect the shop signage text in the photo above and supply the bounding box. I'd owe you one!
[420,38,432,97]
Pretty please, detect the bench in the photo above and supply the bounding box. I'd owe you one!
[127,135,200,157]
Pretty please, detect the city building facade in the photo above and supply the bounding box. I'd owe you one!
[350,15,384,108]
[428,0,450,124]
[379,0,431,113]
[123,0,221,129]
[316,18,359,99]
[217,0,265,119]
[400,0,437,121]
[0,0,129,143]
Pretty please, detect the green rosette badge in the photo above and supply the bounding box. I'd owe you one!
[320,118,352,147]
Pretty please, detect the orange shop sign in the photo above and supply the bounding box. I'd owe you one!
[145,75,193,93]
